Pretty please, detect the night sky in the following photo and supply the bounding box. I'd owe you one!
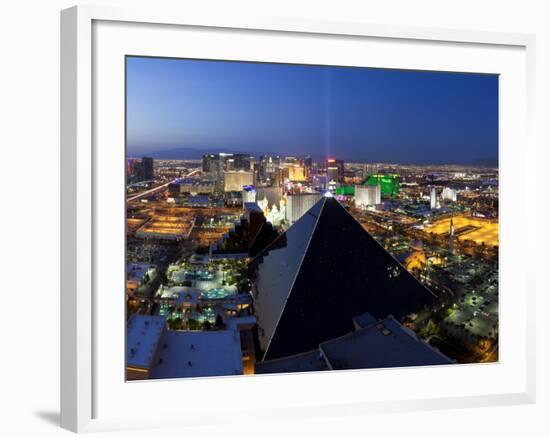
[126,56,498,165]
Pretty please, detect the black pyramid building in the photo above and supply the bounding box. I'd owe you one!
[249,196,437,361]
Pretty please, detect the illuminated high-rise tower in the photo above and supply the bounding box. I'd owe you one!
[326,158,344,183]
[430,187,437,210]
[449,216,455,255]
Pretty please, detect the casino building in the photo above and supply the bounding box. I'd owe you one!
[249,196,437,361]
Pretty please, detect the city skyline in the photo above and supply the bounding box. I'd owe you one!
[126,57,499,165]
[125,57,499,380]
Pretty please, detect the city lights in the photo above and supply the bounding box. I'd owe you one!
[125,56,499,380]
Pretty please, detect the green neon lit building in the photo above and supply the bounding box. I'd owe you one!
[334,185,355,196]
[365,174,400,197]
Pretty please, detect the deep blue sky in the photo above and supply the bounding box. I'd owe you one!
[126,56,498,164]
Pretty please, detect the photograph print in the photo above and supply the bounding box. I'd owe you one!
[125,56,499,380]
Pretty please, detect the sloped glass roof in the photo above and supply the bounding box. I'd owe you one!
[249,199,324,353]
[251,197,436,361]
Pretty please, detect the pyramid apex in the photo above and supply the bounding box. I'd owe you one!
[250,195,436,361]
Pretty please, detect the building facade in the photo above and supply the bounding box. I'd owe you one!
[326,158,344,183]
[285,192,323,224]
[224,170,255,192]
[441,187,458,202]
[355,184,381,207]
[365,174,400,197]
[430,186,438,209]
[141,157,154,181]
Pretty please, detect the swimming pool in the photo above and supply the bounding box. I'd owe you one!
[200,287,233,300]
[184,270,214,281]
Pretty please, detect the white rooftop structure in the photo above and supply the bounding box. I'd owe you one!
[127,315,167,370]
[320,315,453,370]
[150,330,243,379]
[256,312,453,374]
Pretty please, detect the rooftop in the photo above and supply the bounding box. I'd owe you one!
[127,315,167,369]
[320,316,453,370]
[250,197,437,361]
[150,330,243,379]
[179,178,214,186]
[127,263,154,282]
[352,312,378,330]
[255,350,328,375]
[225,315,257,331]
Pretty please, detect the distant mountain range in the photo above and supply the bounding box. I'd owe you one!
[128,147,245,160]
[129,147,323,161]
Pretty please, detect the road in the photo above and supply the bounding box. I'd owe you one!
[127,169,202,202]
[127,179,178,202]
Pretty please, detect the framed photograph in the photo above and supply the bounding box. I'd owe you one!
[61,5,536,433]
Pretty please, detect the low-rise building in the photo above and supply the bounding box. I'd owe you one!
[185,179,215,195]
[256,313,453,374]
[126,263,156,294]
[319,315,453,370]
[150,330,243,379]
[126,315,167,380]
[127,314,246,380]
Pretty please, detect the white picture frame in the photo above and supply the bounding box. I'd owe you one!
[60,4,537,433]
